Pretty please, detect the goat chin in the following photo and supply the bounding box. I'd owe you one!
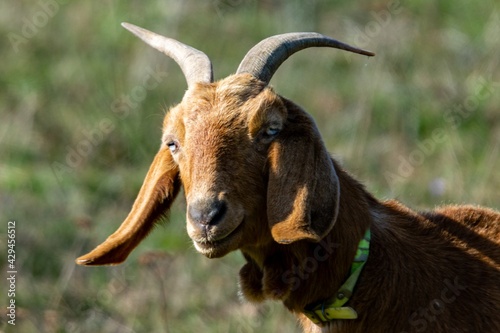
[76,25,500,333]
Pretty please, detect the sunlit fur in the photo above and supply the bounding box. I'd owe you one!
[77,73,500,333]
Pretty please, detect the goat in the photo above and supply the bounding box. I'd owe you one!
[76,23,500,333]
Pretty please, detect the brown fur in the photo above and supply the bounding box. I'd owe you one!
[77,73,500,332]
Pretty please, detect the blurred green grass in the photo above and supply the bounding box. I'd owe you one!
[1,1,499,332]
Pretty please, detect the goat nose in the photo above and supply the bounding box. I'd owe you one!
[188,199,227,226]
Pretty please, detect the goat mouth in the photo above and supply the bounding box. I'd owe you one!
[193,220,244,257]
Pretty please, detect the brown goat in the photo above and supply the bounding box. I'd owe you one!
[76,23,500,333]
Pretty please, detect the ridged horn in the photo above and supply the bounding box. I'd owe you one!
[236,32,375,84]
[121,22,213,87]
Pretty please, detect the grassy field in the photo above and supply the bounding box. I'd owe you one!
[1,1,499,332]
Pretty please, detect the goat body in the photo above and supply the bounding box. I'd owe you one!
[76,24,500,333]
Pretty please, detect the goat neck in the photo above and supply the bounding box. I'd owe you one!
[238,160,376,314]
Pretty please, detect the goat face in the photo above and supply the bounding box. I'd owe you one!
[167,75,280,258]
[76,24,373,266]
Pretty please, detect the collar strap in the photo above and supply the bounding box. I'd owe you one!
[303,229,371,324]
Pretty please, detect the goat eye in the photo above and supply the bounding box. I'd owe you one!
[265,126,280,137]
[166,141,179,153]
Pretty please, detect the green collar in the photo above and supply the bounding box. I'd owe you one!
[303,229,371,324]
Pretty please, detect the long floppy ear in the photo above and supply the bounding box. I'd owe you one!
[76,148,180,265]
[267,100,340,244]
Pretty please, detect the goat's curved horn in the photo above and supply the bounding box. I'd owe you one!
[121,22,213,87]
[236,32,374,84]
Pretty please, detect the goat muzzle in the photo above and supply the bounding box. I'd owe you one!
[186,194,245,258]
[188,198,228,227]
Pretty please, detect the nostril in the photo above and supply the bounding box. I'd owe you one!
[188,199,227,226]
[209,200,227,225]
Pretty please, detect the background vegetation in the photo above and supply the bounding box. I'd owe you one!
[1,0,499,332]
